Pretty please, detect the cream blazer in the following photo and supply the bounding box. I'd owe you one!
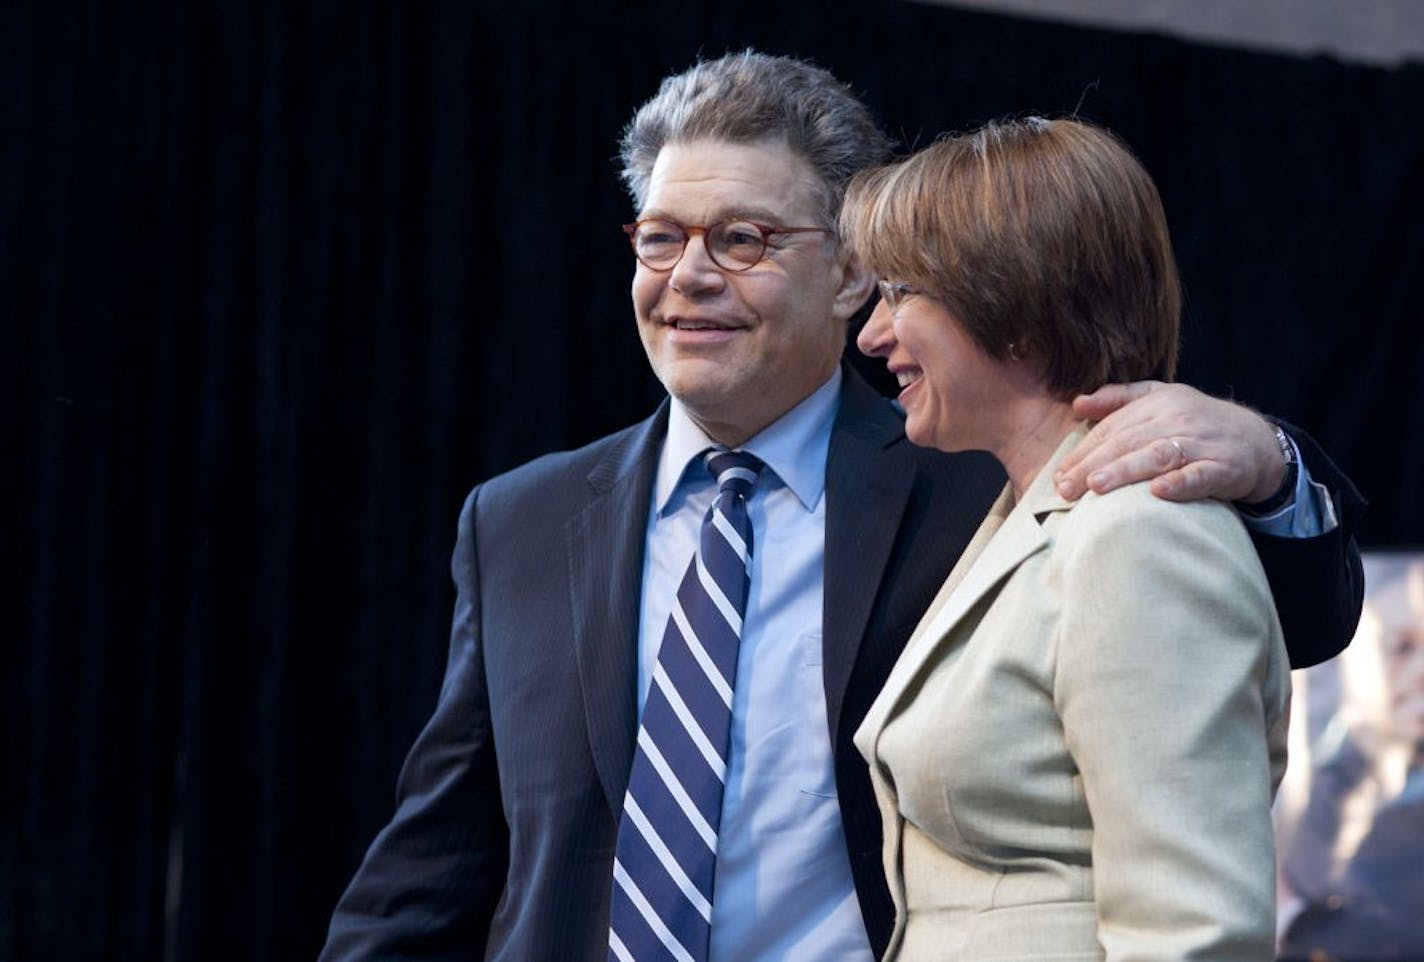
[854,425,1291,962]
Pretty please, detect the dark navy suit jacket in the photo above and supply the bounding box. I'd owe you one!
[321,366,1364,960]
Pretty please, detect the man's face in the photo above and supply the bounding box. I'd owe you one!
[631,139,871,445]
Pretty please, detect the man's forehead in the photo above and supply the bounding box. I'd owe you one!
[641,138,822,221]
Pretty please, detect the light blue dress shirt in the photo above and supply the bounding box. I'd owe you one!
[636,367,874,962]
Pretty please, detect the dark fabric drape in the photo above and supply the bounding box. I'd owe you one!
[8,0,1421,958]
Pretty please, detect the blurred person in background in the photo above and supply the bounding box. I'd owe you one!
[1279,559,1424,959]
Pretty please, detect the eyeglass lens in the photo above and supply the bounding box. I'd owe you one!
[878,280,910,309]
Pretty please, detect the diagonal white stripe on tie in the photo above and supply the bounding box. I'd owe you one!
[608,930,634,962]
[669,600,733,707]
[636,728,717,849]
[652,663,726,780]
[613,860,697,962]
[710,508,749,564]
[694,551,743,635]
[623,795,713,921]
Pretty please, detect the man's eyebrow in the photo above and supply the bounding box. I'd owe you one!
[723,207,787,224]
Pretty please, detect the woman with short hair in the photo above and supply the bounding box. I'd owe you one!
[843,117,1290,961]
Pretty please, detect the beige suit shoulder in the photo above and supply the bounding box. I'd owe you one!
[1059,479,1252,544]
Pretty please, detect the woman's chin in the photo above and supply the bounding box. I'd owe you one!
[905,418,958,453]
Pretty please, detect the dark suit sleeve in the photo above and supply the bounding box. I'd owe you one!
[1249,422,1367,670]
[320,487,508,960]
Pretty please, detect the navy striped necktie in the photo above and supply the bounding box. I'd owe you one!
[608,449,764,962]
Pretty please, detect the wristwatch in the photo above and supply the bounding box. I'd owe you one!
[1238,423,1297,517]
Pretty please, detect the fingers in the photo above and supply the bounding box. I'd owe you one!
[1055,415,1164,498]
[1057,382,1172,494]
[1057,381,1277,504]
[1149,460,1233,502]
[1066,437,1191,498]
[1054,422,1120,499]
[1069,380,1165,421]
[1067,450,1243,505]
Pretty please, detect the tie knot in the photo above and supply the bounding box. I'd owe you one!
[704,449,763,498]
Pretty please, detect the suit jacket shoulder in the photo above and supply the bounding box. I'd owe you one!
[472,404,668,527]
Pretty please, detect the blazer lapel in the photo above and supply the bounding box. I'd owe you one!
[568,404,668,814]
[822,369,918,743]
[901,483,1015,651]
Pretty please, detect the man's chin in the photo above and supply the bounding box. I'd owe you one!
[670,387,745,420]
[656,361,743,407]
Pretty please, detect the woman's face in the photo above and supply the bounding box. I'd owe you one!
[856,289,1017,452]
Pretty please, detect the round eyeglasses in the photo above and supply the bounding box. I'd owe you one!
[623,218,831,272]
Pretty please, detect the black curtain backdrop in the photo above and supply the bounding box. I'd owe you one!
[7,0,1422,958]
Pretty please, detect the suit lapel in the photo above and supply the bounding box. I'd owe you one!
[822,370,918,743]
[568,405,668,814]
[859,424,1086,742]
[900,483,1014,651]
[888,501,1045,695]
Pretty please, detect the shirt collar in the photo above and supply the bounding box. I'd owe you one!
[654,367,841,515]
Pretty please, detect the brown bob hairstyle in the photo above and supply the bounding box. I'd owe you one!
[840,117,1181,399]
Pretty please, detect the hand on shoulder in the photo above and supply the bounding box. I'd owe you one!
[1054,381,1287,505]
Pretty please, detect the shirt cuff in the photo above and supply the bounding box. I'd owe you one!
[1237,435,1339,538]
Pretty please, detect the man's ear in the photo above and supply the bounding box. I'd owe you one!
[831,250,876,324]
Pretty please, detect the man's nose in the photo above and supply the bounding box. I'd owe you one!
[668,234,725,294]
[857,298,896,357]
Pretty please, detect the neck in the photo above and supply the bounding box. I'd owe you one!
[684,365,840,448]
[989,398,1080,501]
[687,414,765,449]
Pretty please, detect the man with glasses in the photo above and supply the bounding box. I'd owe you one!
[322,51,1364,962]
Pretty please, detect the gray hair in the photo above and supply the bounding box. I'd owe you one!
[619,50,894,225]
